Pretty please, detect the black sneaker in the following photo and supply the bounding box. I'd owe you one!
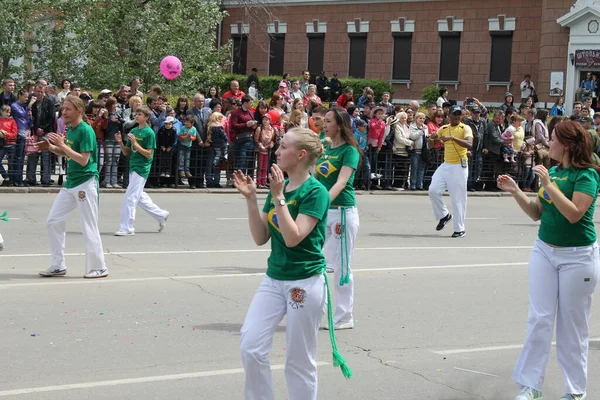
[436,214,452,231]
[452,231,466,238]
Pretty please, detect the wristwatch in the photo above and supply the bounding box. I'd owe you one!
[276,197,286,206]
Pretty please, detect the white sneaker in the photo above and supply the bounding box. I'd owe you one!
[39,267,67,277]
[111,184,122,189]
[326,267,334,273]
[159,212,169,233]
[560,394,586,400]
[322,321,354,330]
[114,231,135,236]
[514,387,543,400]
[105,183,113,188]
[83,269,109,279]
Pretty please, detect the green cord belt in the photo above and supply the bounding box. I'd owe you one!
[323,271,353,379]
[339,207,351,286]
[321,206,354,379]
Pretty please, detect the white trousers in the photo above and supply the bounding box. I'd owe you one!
[513,239,600,394]
[119,172,168,234]
[324,207,359,324]
[46,178,106,273]
[428,162,468,232]
[240,274,326,400]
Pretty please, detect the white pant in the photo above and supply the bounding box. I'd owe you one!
[241,274,326,400]
[0,232,3,243]
[428,162,468,232]
[324,207,359,324]
[46,178,106,273]
[119,172,168,233]
[513,239,600,394]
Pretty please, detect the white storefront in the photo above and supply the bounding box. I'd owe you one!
[558,0,600,112]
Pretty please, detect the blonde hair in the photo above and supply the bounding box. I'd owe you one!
[510,114,524,123]
[63,96,86,117]
[415,112,426,120]
[286,127,324,167]
[207,112,224,129]
[129,95,142,108]
[290,110,303,125]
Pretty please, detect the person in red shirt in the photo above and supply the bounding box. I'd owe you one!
[336,87,354,108]
[0,105,18,186]
[222,80,246,102]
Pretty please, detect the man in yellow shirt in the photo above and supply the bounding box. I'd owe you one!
[428,105,473,238]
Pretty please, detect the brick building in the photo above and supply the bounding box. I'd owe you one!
[222,0,600,111]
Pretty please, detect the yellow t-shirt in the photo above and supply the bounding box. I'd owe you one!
[513,126,524,153]
[438,123,473,164]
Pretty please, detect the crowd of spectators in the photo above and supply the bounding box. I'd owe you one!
[0,73,598,192]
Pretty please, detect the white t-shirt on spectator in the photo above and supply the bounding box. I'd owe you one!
[436,96,446,107]
[520,80,535,100]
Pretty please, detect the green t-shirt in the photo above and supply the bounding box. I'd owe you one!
[319,132,325,143]
[262,176,330,281]
[315,143,360,207]
[64,121,98,189]
[538,166,599,247]
[126,125,156,179]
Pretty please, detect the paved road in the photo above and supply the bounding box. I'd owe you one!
[0,193,598,399]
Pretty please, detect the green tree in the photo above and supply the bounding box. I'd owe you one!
[59,0,229,93]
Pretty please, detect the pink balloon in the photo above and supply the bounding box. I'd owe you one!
[160,56,182,80]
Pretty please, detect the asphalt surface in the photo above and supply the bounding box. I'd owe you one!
[0,192,599,400]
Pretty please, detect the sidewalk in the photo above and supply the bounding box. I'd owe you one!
[0,186,536,197]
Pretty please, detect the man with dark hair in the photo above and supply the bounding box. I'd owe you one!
[482,110,505,190]
[0,79,17,107]
[300,70,311,96]
[129,77,143,97]
[572,101,583,120]
[28,84,56,186]
[464,106,487,191]
[229,95,257,177]
[246,68,259,92]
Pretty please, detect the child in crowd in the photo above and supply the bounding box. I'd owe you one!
[157,116,176,178]
[288,110,303,130]
[501,123,517,164]
[254,114,276,188]
[178,115,198,179]
[55,107,67,186]
[521,137,536,192]
[0,105,18,186]
[206,112,228,188]
[354,119,370,190]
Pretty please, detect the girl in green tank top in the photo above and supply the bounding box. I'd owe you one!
[498,120,600,400]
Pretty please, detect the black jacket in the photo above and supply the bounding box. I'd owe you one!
[464,117,487,152]
[246,74,259,91]
[0,92,17,107]
[484,121,504,155]
[157,126,176,148]
[32,95,56,134]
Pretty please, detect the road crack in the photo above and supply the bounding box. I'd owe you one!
[339,340,486,400]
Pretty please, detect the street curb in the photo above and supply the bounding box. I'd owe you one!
[0,187,537,197]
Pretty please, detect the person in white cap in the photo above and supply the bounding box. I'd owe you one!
[428,105,473,238]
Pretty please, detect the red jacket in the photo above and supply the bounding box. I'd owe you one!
[337,94,353,108]
[229,107,255,139]
[369,118,386,148]
[0,117,18,146]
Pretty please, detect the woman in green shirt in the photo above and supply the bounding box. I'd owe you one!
[235,128,351,400]
[498,120,600,400]
[315,108,361,330]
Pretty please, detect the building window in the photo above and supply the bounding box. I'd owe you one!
[232,35,247,75]
[349,33,367,78]
[392,32,412,80]
[307,33,325,74]
[269,34,285,76]
[438,32,461,81]
[489,31,513,82]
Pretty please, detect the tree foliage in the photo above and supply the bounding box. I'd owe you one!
[0,0,229,93]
